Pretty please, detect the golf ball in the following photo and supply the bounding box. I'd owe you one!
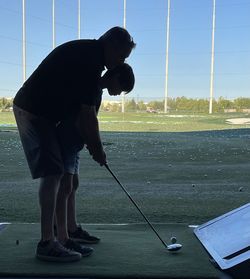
[170,237,177,244]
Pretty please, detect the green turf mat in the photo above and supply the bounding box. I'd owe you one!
[0,223,226,278]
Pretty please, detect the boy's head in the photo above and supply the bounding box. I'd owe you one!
[101,63,135,96]
[99,27,136,69]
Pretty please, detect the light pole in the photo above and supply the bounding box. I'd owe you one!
[209,0,216,114]
[164,0,171,113]
[52,0,56,49]
[121,0,126,113]
[78,0,81,39]
[22,0,26,82]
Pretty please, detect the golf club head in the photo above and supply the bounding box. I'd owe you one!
[166,243,182,252]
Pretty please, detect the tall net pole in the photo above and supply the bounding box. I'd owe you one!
[52,0,56,49]
[78,0,81,39]
[121,0,126,113]
[209,0,216,114]
[164,0,171,113]
[22,0,26,82]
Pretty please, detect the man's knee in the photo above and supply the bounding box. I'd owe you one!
[40,174,63,189]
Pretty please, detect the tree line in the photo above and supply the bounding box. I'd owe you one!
[101,97,250,113]
[1,97,250,113]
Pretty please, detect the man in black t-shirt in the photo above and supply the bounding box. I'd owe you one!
[13,27,135,262]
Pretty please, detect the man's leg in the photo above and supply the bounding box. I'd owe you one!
[13,106,82,262]
[38,174,83,262]
[56,173,73,242]
[39,174,62,241]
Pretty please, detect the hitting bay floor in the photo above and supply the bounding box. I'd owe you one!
[0,223,235,279]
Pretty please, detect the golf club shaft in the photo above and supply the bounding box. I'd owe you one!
[104,163,166,248]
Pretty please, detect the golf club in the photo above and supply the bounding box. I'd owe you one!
[104,163,182,252]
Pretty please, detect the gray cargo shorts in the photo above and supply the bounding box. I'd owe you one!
[13,105,64,179]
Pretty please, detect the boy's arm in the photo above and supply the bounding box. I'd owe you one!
[75,104,106,165]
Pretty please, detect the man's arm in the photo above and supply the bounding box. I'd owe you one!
[75,104,106,165]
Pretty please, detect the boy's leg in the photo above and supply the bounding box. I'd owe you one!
[56,173,94,257]
[56,121,99,244]
[67,173,79,232]
[67,174,100,244]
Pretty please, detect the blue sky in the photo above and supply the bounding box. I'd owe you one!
[0,0,249,101]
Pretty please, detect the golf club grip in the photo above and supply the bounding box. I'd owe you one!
[104,163,166,247]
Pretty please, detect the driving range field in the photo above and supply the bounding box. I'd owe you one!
[0,111,250,278]
[0,111,250,223]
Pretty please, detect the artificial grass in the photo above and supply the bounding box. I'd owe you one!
[0,223,226,278]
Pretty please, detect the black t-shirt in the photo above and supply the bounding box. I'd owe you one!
[14,39,105,122]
